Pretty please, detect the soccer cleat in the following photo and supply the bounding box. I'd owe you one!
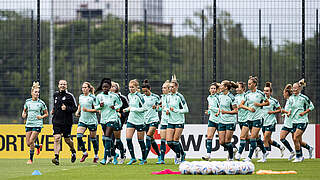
[138,158,147,163]
[243,157,251,162]
[202,154,210,161]
[288,151,295,161]
[93,157,99,163]
[181,152,186,162]
[71,153,76,163]
[292,156,304,163]
[139,159,147,165]
[27,160,33,165]
[100,158,107,165]
[227,158,234,161]
[118,157,126,164]
[156,160,165,164]
[80,153,88,162]
[113,154,119,165]
[280,146,285,158]
[254,148,261,159]
[157,156,161,163]
[235,152,241,161]
[127,158,137,165]
[174,156,181,165]
[257,152,269,163]
[52,158,59,165]
[308,147,314,159]
[106,157,113,164]
[36,144,42,155]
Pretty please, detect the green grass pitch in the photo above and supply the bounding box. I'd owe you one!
[1,158,320,180]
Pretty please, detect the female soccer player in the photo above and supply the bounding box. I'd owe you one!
[165,75,189,164]
[22,82,48,164]
[288,79,314,162]
[280,84,296,160]
[156,80,170,164]
[202,82,220,161]
[234,82,249,160]
[95,79,123,164]
[75,82,99,163]
[124,79,147,165]
[217,80,238,161]
[110,81,128,164]
[240,76,269,162]
[260,82,285,160]
[141,79,161,163]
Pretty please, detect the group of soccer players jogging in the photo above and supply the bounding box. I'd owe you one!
[22,75,314,165]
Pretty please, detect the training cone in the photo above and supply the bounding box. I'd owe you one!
[32,170,42,175]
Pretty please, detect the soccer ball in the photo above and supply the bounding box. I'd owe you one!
[246,162,255,174]
[179,161,192,175]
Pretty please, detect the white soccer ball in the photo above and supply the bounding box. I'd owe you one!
[190,161,202,175]
[246,162,255,174]
[179,161,192,175]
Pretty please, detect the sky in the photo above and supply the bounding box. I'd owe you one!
[0,0,319,45]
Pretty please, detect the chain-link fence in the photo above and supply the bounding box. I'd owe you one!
[0,0,319,124]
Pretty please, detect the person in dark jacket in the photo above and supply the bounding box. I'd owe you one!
[51,80,78,165]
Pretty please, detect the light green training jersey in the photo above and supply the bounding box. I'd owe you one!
[234,93,248,123]
[262,96,280,126]
[287,93,314,124]
[166,92,189,124]
[159,94,169,125]
[127,92,146,125]
[218,92,236,124]
[283,100,293,128]
[24,98,47,127]
[95,92,122,124]
[143,93,160,124]
[78,93,98,125]
[207,94,219,123]
[244,89,267,121]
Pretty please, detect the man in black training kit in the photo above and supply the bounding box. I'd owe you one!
[51,80,78,165]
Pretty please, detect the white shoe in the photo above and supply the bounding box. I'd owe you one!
[308,147,314,159]
[118,156,126,164]
[280,146,285,158]
[288,151,295,161]
[227,158,234,161]
[235,152,241,161]
[202,154,210,161]
[106,157,113,164]
[254,148,261,159]
[292,156,304,163]
[257,152,268,163]
[174,156,181,164]
[243,157,251,162]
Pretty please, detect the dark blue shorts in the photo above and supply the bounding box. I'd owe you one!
[126,122,145,132]
[167,123,184,129]
[292,123,308,132]
[160,124,167,130]
[145,122,159,132]
[78,122,97,131]
[262,123,276,133]
[218,123,236,131]
[281,126,295,133]
[26,127,41,132]
[208,121,219,128]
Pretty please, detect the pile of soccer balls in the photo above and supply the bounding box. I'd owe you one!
[179,161,255,175]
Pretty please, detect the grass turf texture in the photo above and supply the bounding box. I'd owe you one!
[1,159,320,180]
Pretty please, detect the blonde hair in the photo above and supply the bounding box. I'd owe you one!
[284,84,293,96]
[171,74,179,87]
[221,80,238,90]
[83,82,95,95]
[129,79,139,88]
[163,80,170,87]
[31,82,40,94]
[298,79,307,88]
[111,81,120,93]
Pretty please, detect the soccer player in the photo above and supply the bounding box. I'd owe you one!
[217,80,238,161]
[95,79,122,164]
[22,82,48,164]
[202,82,220,161]
[110,81,128,164]
[280,84,296,160]
[156,80,170,164]
[51,80,78,165]
[165,75,189,164]
[75,82,99,163]
[260,82,285,161]
[124,79,147,165]
[141,79,161,163]
[240,76,269,162]
[288,79,314,162]
[234,82,249,160]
